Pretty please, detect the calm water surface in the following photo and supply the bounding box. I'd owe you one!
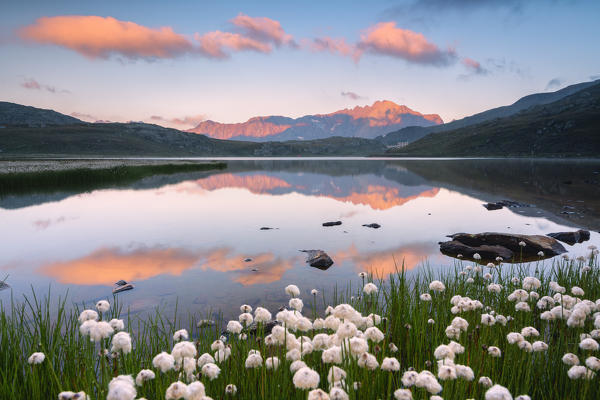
[1,159,599,319]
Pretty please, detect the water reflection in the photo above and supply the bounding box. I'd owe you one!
[1,159,599,319]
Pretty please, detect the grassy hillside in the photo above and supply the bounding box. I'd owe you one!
[0,122,385,157]
[389,82,600,157]
[380,80,599,147]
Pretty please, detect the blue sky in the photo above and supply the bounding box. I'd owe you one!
[1,0,598,127]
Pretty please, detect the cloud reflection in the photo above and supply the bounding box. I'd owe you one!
[39,246,293,286]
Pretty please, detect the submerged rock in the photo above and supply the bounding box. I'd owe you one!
[322,221,342,227]
[244,258,253,262]
[300,249,334,270]
[547,230,590,245]
[362,223,381,229]
[440,232,567,262]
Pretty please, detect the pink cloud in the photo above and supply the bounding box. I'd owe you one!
[18,15,194,60]
[149,114,206,129]
[356,22,456,66]
[341,91,366,100]
[307,37,356,58]
[21,77,68,93]
[462,57,488,75]
[231,13,295,46]
[194,30,271,59]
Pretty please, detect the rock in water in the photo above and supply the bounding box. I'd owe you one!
[362,223,381,229]
[300,250,334,270]
[115,280,127,286]
[260,227,276,230]
[0,281,9,292]
[547,230,590,245]
[440,232,567,262]
[483,203,503,211]
[113,283,134,294]
[322,221,342,227]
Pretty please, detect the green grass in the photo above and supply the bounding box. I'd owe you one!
[0,162,226,196]
[1,254,599,399]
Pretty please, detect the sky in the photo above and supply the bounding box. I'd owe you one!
[1,0,599,128]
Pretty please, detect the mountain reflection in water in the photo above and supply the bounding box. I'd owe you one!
[1,159,599,318]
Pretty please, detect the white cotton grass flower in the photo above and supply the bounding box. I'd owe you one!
[562,353,580,365]
[226,320,243,334]
[485,384,513,400]
[381,357,400,371]
[152,352,175,373]
[240,304,252,313]
[401,370,418,387]
[197,353,215,368]
[308,389,330,400]
[171,341,196,362]
[107,375,136,400]
[473,253,482,260]
[173,329,188,342]
[415,370,442,394]
[585,356,600,371]
[245,353,263,368]
[165,381,187,400]
[186,381,206,399]
[214,346,232,363]
[438,364,457,380]
[285,284,300,297]
[289,298,304,312]
[481,313,496,326]
[58,392,89,400]
[429,280,445,292]
[135,369,155,386]
[516,396,531,400]
[572,286,585,296]
[568,365,595,380]
[293,367,320,389]
[254,307,272,323]
[225,384,237,395]
[239,312,254,326]
[329,387,349,400]
[27,352,45,365]
[487,346,502,357]
[89,321,114,342]
[532,341,548,352]
[479,376,493,387]
[211,340,225,351]
[201,363,221,380]
[434,344,454,360]
[579,338,599,351]
[428,319,435,325]
[420,293,432,301]
[507,332,524,344]
[363,282,378,295]
[337,321,358,339]
[519,241,526,247]
[393,389,413,400]
[95,300,110,313]
[266,356,280,370]
[111,332,132,354]
[322,346,343,364]
[515,302,531,312]
[290,360,307,373]
[522,277,541,291]
[455,364,475,381]
[109,319,125,331]
[78,309,98,323]
[357,352,379,370]
[364,327,385,343]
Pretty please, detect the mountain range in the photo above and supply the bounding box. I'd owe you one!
[0,79,598,157]
[187,100,442,141]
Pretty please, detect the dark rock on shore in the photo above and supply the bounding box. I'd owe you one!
[547,230,590,245]
[440,232,567,262]
[300,249,334,269]
[323,221,342,227]
[362,223,381,229]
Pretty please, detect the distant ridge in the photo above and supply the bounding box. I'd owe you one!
[0,102,83,127]
[188,100,442,141]
[388,80,600,157]
[380,80,600,146]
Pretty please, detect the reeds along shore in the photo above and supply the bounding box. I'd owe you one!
[2,248,600,400]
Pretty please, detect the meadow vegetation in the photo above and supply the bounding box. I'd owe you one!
[1,249,600,399]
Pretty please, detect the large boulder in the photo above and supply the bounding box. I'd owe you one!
[547,230,590,245]
[300,249,334,270]
[440,232,567,262]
